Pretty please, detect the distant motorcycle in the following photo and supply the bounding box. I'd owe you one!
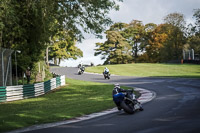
[103,71,110,79]
[78,66,85,75]
[113,89,143,114]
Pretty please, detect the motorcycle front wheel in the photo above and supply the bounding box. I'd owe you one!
[135,101,144,111]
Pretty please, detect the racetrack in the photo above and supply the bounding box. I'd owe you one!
[25,67,200,133]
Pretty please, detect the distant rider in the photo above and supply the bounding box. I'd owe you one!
[80,65,85,72]
[78,61,83,68]
[103,67,109,74]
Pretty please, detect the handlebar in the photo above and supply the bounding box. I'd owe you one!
[125,89,133,93]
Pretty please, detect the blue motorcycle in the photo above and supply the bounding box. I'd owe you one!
[113,89,143,114]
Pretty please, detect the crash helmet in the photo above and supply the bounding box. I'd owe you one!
[114,84,120,89]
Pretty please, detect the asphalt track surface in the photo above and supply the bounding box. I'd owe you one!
[27,67,200,133]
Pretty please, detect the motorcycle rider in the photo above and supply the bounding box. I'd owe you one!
[113,84,143,113]
[103,67,109,74]
[80,65,85,72]
[78,61,83,68]
[112,84,126,110]
[78,65,85,74]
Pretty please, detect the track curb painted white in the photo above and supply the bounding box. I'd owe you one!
[6,88,156,133]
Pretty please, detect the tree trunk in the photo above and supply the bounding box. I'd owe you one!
[59,58,61,65]
[54,57,57,65]
[133,41,138,63]
[46,46,49,67]
[0,31,2,47]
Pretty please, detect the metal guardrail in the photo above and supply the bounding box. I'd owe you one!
[0,75,65,102]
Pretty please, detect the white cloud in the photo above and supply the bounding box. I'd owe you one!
[60,36,106,67]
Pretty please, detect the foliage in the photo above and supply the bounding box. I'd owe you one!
[145,24,168,62]
[163,12,186,30]
[123,20,146,62]
[1,0,200,66]
[187,35,200,57]
[0,0,123,71]
[49,30,83,65]
[161,13,186,61]
[95,15,187,64]
[95,10,199,64]
[16,60,53,85]
[95,21,148,64]
[193,8,200,33]
[187,9,200,57]
[95,27,132,64]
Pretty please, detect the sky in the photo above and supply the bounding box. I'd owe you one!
[60,0,200,67]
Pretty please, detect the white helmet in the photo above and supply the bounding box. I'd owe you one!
[114,84,120,88]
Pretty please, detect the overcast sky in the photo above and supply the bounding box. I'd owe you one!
[60,0,200,67]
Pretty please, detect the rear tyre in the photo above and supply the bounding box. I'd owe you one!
[120,101,134,114]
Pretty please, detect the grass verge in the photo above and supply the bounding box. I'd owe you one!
[0,78,134,132]
[86,63,200,78]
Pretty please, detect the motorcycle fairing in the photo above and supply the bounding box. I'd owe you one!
[113,93,125,103]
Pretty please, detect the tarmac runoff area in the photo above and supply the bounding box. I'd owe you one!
[7,88,156,133]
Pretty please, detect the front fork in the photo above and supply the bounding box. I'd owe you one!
[125,97,142,110]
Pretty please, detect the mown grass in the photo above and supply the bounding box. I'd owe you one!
[0,78,133,132]
[86,63,200,78]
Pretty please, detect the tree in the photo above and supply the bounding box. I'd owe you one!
[162,13,186,61]
[164,12,186,30]
[95,29,132,64]
[145,24,168,62]
[187,9,200,58]
[49,30,83,65]
[193,8,200,33]
[122,20,145,63]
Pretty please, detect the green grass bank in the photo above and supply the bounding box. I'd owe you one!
[86,63,200,78]
[0,78,133,132]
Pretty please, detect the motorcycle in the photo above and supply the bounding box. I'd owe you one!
[78,66,85,75]
[103,71,110,79]
[113,89,143,114]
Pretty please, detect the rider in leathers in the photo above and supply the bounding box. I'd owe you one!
[112,84,126,110]
[103,67,109,74]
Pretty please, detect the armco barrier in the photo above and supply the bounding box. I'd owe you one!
[6,85,23,102]
[0,86,6,102]
[44,80,51,93]
[0,75,65,103]
[23,84,35,98]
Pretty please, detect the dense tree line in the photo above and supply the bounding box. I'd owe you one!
[95,10,200,64]
[0,0,122,72]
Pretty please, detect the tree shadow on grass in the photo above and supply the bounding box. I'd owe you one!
[0,84,116,132]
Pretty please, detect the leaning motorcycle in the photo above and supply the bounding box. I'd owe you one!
[103,72,110,79]
[78,66,85,75]
[113,89,143,114]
